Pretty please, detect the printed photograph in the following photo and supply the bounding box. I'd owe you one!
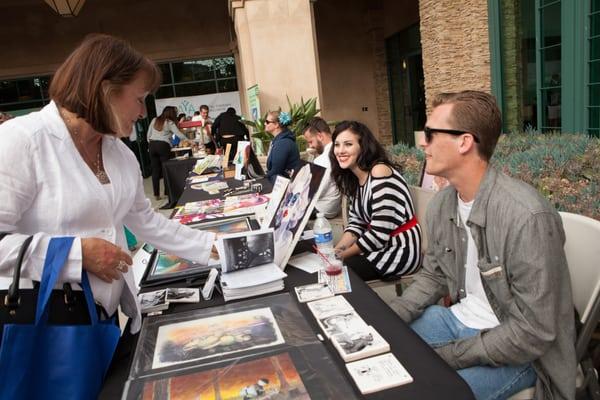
[152,307,285,369]
[220,230,274,273]
[318,311,368,337]
[141,353,310,400]
[294,283,334,303]
[140,289,167,309]
[306,296,353,318]
[166,288,200,303]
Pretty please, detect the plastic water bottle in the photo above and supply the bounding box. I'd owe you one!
[313,212,334,251]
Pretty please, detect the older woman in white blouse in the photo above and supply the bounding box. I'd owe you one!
[0,34,214,333]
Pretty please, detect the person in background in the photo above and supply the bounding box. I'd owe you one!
[391,91,575,399]
[0,33,215,379]
[330,121,421,280]
[177,113,187,125]
[191,104,214,154]
[303,117,341,218]
[147,106,187,200]
[265,110,300,183]
[212,107,249,162]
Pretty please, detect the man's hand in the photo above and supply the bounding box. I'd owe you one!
[81,238,132,283]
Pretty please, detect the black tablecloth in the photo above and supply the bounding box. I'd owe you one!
[100,172,474,399]
[161,157,199,209]
[100,266,474,399]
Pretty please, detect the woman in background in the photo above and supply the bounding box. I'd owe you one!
[330,121,421,280]
[147,105,187,200]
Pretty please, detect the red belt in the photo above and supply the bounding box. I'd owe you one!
[367,216,419,237]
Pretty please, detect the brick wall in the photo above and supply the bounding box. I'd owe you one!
[419,0,492,113]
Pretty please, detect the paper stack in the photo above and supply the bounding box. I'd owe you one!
[217,229,287,301]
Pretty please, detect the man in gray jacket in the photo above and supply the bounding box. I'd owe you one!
[391,91,575,399]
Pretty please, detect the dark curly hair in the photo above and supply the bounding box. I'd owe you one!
[329,121,399,196]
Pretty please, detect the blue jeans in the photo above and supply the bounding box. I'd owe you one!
[410,305,537,400]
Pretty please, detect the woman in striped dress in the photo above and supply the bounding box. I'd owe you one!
[330,121,422,280]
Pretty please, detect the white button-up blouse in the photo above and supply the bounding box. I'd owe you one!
[0,101,215,332]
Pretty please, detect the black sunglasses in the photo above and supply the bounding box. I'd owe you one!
[265,119,276,125]
[424,126,480,143]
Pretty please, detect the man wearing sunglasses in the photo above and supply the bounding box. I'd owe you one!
[391,91,575,400]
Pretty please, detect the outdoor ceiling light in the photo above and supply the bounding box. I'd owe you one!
[44,0,86,17]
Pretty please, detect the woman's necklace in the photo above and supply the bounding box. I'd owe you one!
[60,110,110,184]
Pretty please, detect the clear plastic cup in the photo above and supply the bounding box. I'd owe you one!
[325,251,343,276]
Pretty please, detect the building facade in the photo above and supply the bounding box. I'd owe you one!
[0,0,596,150]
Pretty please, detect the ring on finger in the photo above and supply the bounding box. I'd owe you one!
[116,260,128,272]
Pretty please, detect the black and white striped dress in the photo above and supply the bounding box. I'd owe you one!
[345,167,422,277]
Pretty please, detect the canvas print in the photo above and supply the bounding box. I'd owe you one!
[269,163,326,268]
[146,251,213,282]
[140,353,310,400]
[219,230,275,273]
[152,307,285,369]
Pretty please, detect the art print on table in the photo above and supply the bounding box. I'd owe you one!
[189,216,253,238]
[269,163,326,268]
[152,307,285,369]
[141,353,310,400]
[172,198,225,225]
[219,230,275,273]
[146,252,212,283]
[223,193,270,215]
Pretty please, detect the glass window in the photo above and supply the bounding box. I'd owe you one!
[155,86,175,99]
[17,79,42,101]
[174,81,216,97]
[0,81,18,104]
[541,3,561,47]
[217,78,238,92]
[158,63,172,84]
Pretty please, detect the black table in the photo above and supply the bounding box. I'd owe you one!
[100,173,474,399]
[100,267,474,399]
[161,157,198,209]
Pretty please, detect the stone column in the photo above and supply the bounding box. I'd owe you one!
[419,0,492,113]
[229,0,322,117]
[366,2,393,146]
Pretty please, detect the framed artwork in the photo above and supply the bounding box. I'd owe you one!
[152,307,285,369]
[123,345,359,400]
[268,162,326,268]
[143,251,213,285]
[129,293,319,378]
[219,230,275,273]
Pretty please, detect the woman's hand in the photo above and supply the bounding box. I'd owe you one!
[81,238,133,283]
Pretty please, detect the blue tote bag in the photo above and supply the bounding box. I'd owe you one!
[0,237,121,400]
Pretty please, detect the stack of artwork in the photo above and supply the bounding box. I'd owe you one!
[305,295,412,393]
[172,194,269,225]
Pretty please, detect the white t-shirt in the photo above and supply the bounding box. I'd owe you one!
[313,142,341,218]
[450,195,500,330]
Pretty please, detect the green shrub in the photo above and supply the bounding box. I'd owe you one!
[389,133,600,221]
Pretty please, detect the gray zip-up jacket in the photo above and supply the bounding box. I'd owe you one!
[391,167,576,400]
